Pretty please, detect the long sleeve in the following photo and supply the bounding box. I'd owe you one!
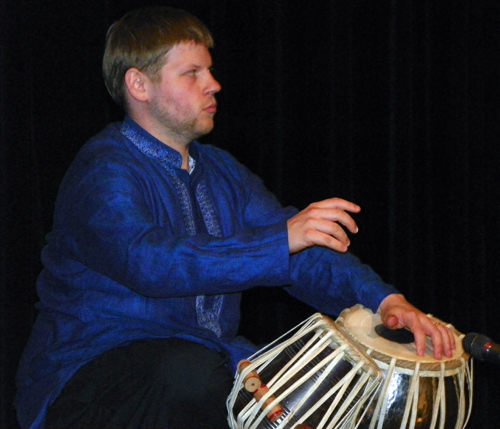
[287,245,398,316]
[46,152,293,298]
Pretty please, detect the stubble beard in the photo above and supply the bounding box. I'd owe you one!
[151,99,214,144]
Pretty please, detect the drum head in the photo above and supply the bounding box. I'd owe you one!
[337,305,466,367]
[336,306,473,429]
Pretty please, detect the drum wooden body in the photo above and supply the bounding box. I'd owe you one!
[336,305,473,429]
[227,313,383,429]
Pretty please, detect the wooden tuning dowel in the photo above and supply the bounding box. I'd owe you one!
[237,360,284,422]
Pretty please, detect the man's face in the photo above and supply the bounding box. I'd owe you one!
[147,42,221,144]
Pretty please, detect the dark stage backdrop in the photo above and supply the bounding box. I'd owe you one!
[2,0,500,427]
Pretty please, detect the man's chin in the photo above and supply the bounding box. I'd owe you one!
[194,123,215,139]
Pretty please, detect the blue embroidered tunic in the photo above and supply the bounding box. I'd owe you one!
[15,117,398,429]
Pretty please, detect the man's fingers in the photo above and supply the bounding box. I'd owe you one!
[433,322,456,358]
[300,206,359,234]
[298,226,350,253]
[287,198,361,254]
[412,328,430,357]
[309,197,361,214]
[416,317,456,359]
[378,295,456,360]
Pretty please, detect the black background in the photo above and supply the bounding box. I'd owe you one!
[2,0,500,427]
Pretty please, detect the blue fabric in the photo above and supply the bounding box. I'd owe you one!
[15,117,398,429]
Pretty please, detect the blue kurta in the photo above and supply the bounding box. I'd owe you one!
[15,117,398,429]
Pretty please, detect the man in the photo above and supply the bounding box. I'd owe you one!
[15,6,455,429]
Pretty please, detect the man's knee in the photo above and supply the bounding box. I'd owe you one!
[136,338,233,402]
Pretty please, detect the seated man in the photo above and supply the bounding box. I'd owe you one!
[15,6,454,429]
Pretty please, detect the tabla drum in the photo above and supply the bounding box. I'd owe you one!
[336,305,473,429]
[227,313,384,429]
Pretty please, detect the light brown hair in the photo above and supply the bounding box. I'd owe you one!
[103,6,214,110]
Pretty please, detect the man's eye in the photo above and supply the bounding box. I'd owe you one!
[186,70,197,77]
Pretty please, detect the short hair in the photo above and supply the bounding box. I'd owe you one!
[103,6,214,110]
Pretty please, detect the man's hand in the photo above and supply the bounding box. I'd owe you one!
[287,198,361,254]
[378,294,456,359]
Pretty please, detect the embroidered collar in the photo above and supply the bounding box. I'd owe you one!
[121,116,196,174]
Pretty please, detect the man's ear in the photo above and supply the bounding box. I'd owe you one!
[124,68,149,102]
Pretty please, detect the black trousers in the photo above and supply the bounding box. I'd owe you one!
[45,338,234,429]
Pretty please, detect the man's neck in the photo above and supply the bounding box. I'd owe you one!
[129,113,191,170]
